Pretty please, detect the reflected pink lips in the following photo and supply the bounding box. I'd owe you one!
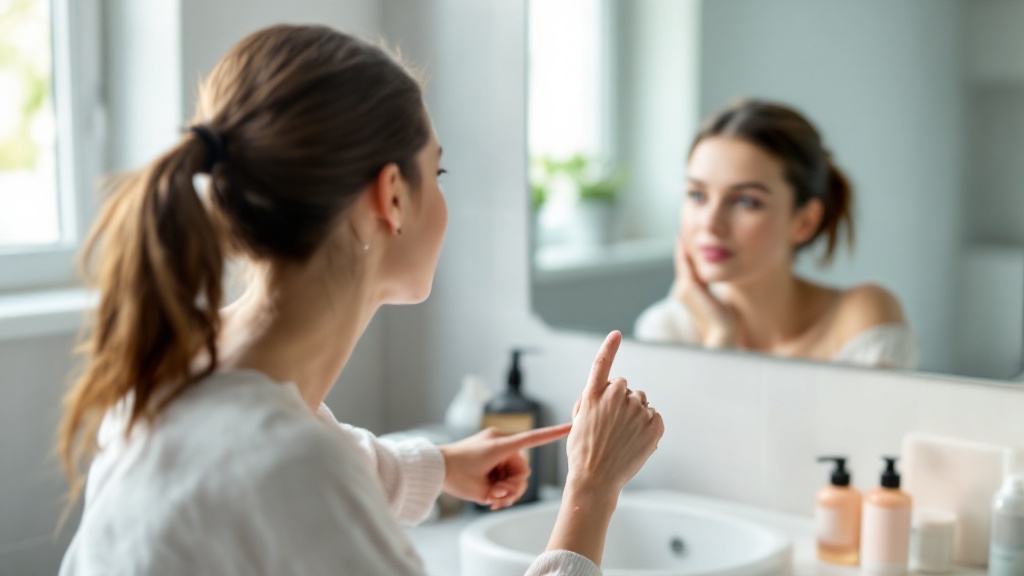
[699,246,734,263]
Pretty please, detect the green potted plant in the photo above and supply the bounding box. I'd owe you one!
[531,153,625,247]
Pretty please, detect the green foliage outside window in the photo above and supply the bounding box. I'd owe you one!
[530,153,626,210]
[0,0,52,171]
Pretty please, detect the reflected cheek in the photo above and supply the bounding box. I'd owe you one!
[680,209,700,239]
[680,220,698,252]
[735,220,786,258]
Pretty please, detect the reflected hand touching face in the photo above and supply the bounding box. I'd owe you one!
[670,234,738,348]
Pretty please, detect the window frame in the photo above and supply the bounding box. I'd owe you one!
[0,0,105,292]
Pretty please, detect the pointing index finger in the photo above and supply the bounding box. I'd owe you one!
[586,331,622,394]
[497,423,573,451]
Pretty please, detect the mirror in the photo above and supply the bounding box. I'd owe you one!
[528,0,1024,381]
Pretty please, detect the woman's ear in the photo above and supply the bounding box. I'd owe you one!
[369,162,405,235]
[791,197,824,246]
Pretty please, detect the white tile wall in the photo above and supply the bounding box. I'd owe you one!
[0,334,81,575]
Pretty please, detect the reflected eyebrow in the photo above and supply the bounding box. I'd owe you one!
[687,177,770,194]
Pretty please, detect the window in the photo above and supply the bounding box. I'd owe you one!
[528,0,613,162]
[528,0,621,253]
[0,0,104,291]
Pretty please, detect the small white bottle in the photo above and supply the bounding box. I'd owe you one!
[990,450,1024,576]
[444,374,493,439]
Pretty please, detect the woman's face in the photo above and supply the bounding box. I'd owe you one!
[392,117,449,303]
[682,136,815,285]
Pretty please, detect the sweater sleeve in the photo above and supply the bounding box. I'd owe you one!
[525,551,602,576]
[316,403,445,526]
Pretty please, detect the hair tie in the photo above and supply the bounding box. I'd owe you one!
[189,125,227,173]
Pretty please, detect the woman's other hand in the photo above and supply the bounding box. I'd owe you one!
[439,423,571,510]
[671,235,738,348]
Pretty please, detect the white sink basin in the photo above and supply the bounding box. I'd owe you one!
[460,493,792,576]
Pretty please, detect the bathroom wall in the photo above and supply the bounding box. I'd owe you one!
[965,0,1024,247]
[0,334,81,575]
[378,0,1024,518]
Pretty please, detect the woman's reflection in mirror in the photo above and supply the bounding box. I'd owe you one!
[635,100,917,369]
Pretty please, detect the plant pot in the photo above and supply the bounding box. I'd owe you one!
[564,200,615,247]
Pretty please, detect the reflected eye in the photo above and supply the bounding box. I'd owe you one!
[437,168,448,178]
[735,196,762,209]
[687,190,705,203]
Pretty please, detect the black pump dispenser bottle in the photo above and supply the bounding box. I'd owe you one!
[879,456,901,489]
[817,456,852,487]
[482,349,542,505]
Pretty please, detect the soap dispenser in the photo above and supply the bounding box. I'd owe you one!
[816,456,862,566]
[482,349,542,505]
[862,456,913,575]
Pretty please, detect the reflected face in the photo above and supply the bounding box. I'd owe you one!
[682,136,804,284]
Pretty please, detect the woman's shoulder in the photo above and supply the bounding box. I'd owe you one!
[95,371,367,496]
[179,372,368,474]
[826,283,917,368]
[71,375,399,575]
[833,283,907,332]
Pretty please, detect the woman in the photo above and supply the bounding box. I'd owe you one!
[635,100,917,369]
[58,25,663,575]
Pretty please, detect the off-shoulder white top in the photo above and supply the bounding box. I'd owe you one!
[634,296,919,369]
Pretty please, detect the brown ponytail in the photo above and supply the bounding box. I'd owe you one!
[60,134,225,503]
[821,162,854,263]
[59,25,428,505]
[690,99,854,264]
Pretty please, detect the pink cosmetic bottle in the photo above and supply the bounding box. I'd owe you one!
[862,457,913,575]
[816,456,862,565]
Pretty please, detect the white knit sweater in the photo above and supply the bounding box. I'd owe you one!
[59,370,599,575]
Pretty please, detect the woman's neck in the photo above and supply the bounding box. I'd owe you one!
[718,266,825,352]
[216,259,378,412]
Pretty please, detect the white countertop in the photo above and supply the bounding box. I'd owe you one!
[404,489,988,576]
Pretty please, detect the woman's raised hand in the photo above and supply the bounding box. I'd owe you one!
[546,331,664,567]
[565,331,664,496]
[671,234,738,348]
